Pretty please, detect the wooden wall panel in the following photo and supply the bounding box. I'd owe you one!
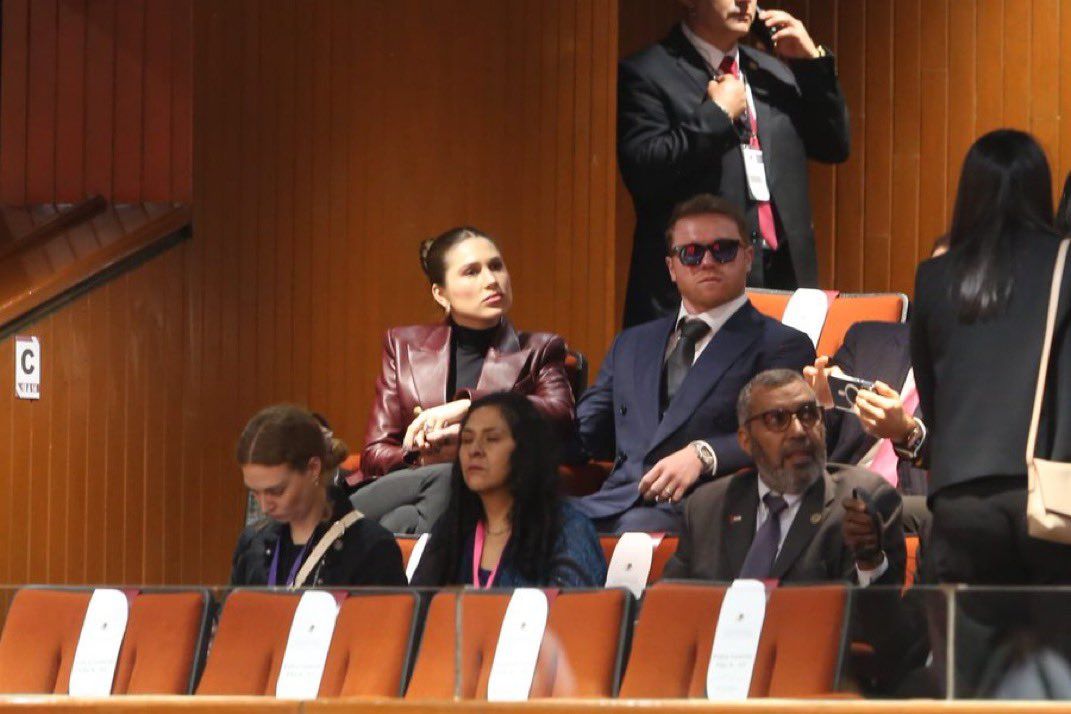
[0,0,192,203]
[195,0,622,451]
[0,0,201,586]
[619,0,1071,297]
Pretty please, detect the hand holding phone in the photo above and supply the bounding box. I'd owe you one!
[828,373,876,413]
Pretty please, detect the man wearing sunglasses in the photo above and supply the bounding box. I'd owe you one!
[572,195,815,533]
[663,369,906,584]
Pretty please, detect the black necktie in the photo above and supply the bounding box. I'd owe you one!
[739,493,789,579]
[662,318,712,410]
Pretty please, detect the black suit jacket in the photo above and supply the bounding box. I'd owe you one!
[825,321,928,496]
[573,301,815,520]
[911,231,1071,497]
[662,464,906,585]
[617,25,850,326]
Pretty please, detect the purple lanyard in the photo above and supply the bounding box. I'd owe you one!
[267,538,312,587]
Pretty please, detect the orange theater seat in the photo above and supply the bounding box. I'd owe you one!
[406,588,632,699]
[820,292,908,356]
[746,288,909,356]
[396,535,420,569]
[0,589,92,693]
[905,535,920,588]
[318,590,420,697]
[113,591,211,694]
[620,582,847,698]
[599,535,679,584]
[195,590,299,695]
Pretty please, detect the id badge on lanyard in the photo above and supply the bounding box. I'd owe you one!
[739,81,770,202]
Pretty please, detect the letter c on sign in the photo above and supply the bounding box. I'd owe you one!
[20,349,35,375]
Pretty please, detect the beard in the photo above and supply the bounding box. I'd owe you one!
[754,437,826,495]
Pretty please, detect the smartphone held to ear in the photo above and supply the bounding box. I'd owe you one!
[749,6,776,51]
[828,373,876,413]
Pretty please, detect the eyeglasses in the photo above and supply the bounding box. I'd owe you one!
[744,403,824,432]
[670,240,748,266]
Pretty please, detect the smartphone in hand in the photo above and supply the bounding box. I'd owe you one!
[749,6,776,51]
[828,373,876,413]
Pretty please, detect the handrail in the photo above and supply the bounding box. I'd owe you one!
[0,201,192,335]
[0,195,108,263]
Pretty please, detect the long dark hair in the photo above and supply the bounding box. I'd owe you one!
[1057,171,1071,235]
[946,129,1056,322]
[418,391,562,585]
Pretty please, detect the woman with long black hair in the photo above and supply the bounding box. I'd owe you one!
[911,128,1071,586]
[410,391,606,588]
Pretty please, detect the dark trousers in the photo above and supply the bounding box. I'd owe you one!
[748,236,797,291]
[349,463,452,535]
[928,476,1071,696]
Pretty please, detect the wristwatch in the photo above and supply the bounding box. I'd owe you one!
[892,418,927,461]
[690,440,717,474]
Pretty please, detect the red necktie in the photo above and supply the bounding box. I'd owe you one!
[719,55,779,251]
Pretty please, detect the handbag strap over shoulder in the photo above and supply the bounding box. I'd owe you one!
[1026,238,1071,465]
[291,508,364,590]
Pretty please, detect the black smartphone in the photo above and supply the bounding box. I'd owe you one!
[828,373,876,413]
[749,6,776,51]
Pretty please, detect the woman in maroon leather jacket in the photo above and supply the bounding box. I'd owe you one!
[351,226,575,533]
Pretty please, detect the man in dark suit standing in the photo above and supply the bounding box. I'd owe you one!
[572,194,815,533]
[618,0,850,326]
[662,369,905,585]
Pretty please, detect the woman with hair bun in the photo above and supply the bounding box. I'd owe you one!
[231,404,407,587]
[352,226,575,534]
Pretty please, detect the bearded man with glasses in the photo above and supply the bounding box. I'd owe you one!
[571,194,815,533]
[662,368,906,584]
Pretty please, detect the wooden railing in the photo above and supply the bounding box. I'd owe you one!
[0,198,192,335]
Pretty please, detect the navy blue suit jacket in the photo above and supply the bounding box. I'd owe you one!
[574,301,816,520]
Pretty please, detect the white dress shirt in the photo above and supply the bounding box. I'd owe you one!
[679,22,759,138]
[665,293,749,363]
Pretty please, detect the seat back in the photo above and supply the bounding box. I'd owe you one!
[564,348,589,400]
[406,589,631,700]
[0,589,91,693]
[319,591,420,697]
[113,591,211,694]
[195,590,298,695]
[746,288,909,356]
[531,589,632,698]
[819,293,908,356]
[620,582,847,698]
[396,536,420,570]
[905,535,920,588]
[599,535,679,585]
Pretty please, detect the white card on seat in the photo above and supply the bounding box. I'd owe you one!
[69,589,129,696]
[706,579,767,701]
[486,589,549,702]
[276,591,340,700]
[604,532,654,598]
[405,533,430,583]
[780,288,832,348]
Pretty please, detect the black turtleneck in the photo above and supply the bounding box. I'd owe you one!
[447,321,499,398]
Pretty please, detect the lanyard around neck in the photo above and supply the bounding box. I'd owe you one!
[268,536,312,587]
[471,520,505,589]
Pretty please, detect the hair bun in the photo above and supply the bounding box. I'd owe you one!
[419,237,437,279]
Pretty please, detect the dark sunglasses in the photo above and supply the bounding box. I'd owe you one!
[744,402,824,432]
[670,239,747,266]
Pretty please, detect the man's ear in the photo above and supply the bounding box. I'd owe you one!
[737,424,752,456]
[665,255,678,286]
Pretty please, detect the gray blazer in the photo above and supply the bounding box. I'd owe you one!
[662,463,905,585]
